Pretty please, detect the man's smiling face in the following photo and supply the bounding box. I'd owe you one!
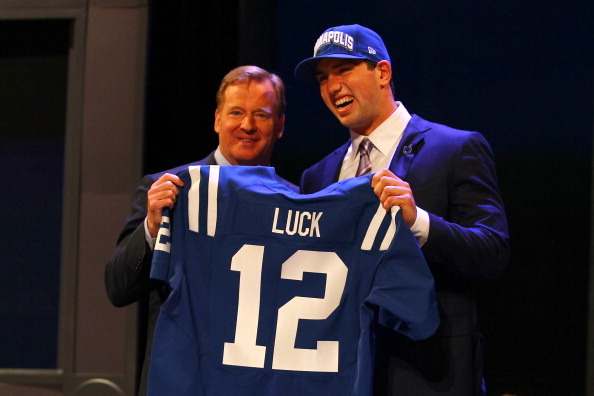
[214,80,284,165]
[315,58,387,136]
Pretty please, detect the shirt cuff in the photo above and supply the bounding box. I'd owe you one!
[410,207,430,247]
[144,217,156,250]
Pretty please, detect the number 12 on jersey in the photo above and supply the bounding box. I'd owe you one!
[222,244,348,372]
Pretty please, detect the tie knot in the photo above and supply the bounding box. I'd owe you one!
[358,138,373,156]
[355,138,373,177]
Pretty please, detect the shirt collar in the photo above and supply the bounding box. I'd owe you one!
[213,146,272,166]
[214,146,232,166]
[349,101,412,156]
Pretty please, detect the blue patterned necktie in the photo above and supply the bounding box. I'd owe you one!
[355,138,373,177]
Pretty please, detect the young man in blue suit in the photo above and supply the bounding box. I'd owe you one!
[295,24,509,395]
[105,65,296,396]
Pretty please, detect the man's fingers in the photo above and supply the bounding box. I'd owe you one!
[371,168,398,187]
[150,173,185,193]
[156,173,184,186]
[380,184,407,201]
[149,173,185,207]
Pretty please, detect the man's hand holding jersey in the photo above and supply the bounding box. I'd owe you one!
[147,173,185,238]
[372,169,418,229]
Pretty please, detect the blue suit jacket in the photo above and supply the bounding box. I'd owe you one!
[301,115,510,395]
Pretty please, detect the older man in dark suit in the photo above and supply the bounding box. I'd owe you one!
[105,65,296,396]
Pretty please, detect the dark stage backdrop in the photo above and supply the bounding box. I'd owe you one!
[0,19,69,370]
[144,1,593,395]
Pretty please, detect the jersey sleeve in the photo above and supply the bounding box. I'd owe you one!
[151,207,173,282]
[366,210,440,341]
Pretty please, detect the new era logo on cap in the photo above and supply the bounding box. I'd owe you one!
[294,24,391,81]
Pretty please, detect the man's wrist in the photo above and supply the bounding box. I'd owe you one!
[144,217,156,250]
[410,207,430,247]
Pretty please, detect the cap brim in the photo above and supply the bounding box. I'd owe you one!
[294,54,367,82]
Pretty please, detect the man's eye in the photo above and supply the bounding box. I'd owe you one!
[256,113,270,119]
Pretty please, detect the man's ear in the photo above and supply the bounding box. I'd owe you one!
[276,114,285,139]
[376,60,392,88]
[214,109,221,133]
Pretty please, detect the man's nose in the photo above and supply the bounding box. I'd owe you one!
[326,74,341,95]
[241,114,255,131]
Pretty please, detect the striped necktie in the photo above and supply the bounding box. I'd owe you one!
[355,138,373,177]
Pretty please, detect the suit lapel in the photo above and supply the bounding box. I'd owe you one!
[207,152,217,165]
[328,142,350,183]
[389,115,430,179]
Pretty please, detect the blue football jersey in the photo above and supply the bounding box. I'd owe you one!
[148,165,438,396]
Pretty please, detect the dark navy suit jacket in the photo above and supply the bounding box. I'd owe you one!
[301,115,510,395]
[105,152,297,396]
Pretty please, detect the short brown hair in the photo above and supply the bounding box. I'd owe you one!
[216,65,286,118]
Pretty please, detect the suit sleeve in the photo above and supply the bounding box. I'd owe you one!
[421,132,509,282]
[104,174,156,307]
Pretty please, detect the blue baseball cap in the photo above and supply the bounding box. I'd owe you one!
[294,24,391,81]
